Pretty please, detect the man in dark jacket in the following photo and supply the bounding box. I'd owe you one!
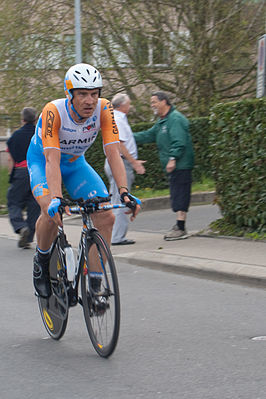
[134,92,194,240]
[6,107,40,248]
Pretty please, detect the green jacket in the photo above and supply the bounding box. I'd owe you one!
[134,106,194,173]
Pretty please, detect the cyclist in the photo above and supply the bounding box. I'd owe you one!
[27,63,140,298]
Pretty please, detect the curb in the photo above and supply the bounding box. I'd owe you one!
[140,191,216,211]
[114,250,266,288]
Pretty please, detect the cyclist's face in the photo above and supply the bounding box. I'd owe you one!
[71,88,99,119]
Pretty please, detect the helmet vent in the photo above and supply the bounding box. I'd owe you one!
[73,74,80,81]
[86,69,90,75]
[81,77,87,82]
[93,77,97,82]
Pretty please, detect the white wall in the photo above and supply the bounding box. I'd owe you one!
[0,137,8,168]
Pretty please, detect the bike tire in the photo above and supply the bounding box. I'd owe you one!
[80,230,120,358]
[38,244,69,340]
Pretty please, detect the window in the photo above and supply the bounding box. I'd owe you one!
[150,36,169,66]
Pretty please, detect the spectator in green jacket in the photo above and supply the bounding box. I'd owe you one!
[134,92,194,240]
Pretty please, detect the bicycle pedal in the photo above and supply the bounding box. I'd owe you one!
[34,291,50,300]
[69,296,78,307]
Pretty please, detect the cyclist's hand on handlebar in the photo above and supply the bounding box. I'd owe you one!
[47,197,71,226]
[48,197,61,217]
[120,192,141,221]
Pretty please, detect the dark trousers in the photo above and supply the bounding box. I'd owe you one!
[7,168,40,242]
[169,169,192,213]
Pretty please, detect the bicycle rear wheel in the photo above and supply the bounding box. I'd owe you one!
[80,230,120,357]
[38,244,69,340]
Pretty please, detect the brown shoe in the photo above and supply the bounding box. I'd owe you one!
[18,227,30,248]
[164,225,188,241]
[112,239,136,245]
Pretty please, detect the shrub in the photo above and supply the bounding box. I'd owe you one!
[85,117,211,190]
[209,98,266,232]
[189,117,211,182]
[131,122,168,189]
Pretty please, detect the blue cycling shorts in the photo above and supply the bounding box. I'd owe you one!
[27,146,109,200]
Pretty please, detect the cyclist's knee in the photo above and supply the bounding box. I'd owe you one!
[38,196,58,226]
[93,210,115,229]
[102,210,115,228]
[36,212,57,233]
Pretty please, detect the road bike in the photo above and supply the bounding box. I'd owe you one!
[37,196,125,358]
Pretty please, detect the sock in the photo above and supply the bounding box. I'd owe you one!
[90,272,103,279]
[177,220,185,231]
[37,246,51,261]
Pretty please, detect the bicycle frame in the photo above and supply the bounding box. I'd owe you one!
[57,201,126,298]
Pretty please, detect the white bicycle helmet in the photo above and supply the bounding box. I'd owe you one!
[64,63,103,99]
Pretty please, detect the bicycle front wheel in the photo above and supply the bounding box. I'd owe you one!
[80,230,120,358]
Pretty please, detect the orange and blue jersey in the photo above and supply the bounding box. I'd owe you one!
[31,97,119,155]
[27,98,119,200]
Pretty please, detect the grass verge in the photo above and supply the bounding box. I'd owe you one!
[132,177,215,199]
[0,167,8,213]
[200,218,266,241]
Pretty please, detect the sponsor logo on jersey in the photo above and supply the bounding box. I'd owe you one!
[60,135,97,145]
[62,126,76,133]
[45,110,55,137]
[105,101,118,134]
[83,123,96,132]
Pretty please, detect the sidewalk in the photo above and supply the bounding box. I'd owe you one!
[111,230,266,287]
[0,193,265,287]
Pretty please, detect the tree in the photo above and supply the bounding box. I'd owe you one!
[0,0,265,124]
[80,0,265,117]
[0,0,73,125]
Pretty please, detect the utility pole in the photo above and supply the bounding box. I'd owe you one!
[75,0,82,63]
[256,34,266,98]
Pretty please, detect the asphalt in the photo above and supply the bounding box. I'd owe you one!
[0,192,265,287]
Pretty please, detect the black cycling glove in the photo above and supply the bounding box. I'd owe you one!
[120,192,141,215]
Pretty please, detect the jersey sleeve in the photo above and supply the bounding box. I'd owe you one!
[41,102,61,150]
[100,98,120,146]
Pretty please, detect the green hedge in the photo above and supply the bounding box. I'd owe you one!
[131,122,168,189]
[85,121,166,190]
[189,117,211,182]
[209,98,266,231]
[85,121,168,190]
[85,118,211,190]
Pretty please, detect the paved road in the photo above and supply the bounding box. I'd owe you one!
[1,237,266,399]
[64,203,221,236]
[128,203,221,233]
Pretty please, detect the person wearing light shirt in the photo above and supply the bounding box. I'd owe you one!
[104,93,146,245]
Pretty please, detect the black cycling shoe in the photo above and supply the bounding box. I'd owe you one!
[90,277,109,315]
[33,253,52,298]
[68,285,78,307]
[92,296,109,315]
[91,276,102,292]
